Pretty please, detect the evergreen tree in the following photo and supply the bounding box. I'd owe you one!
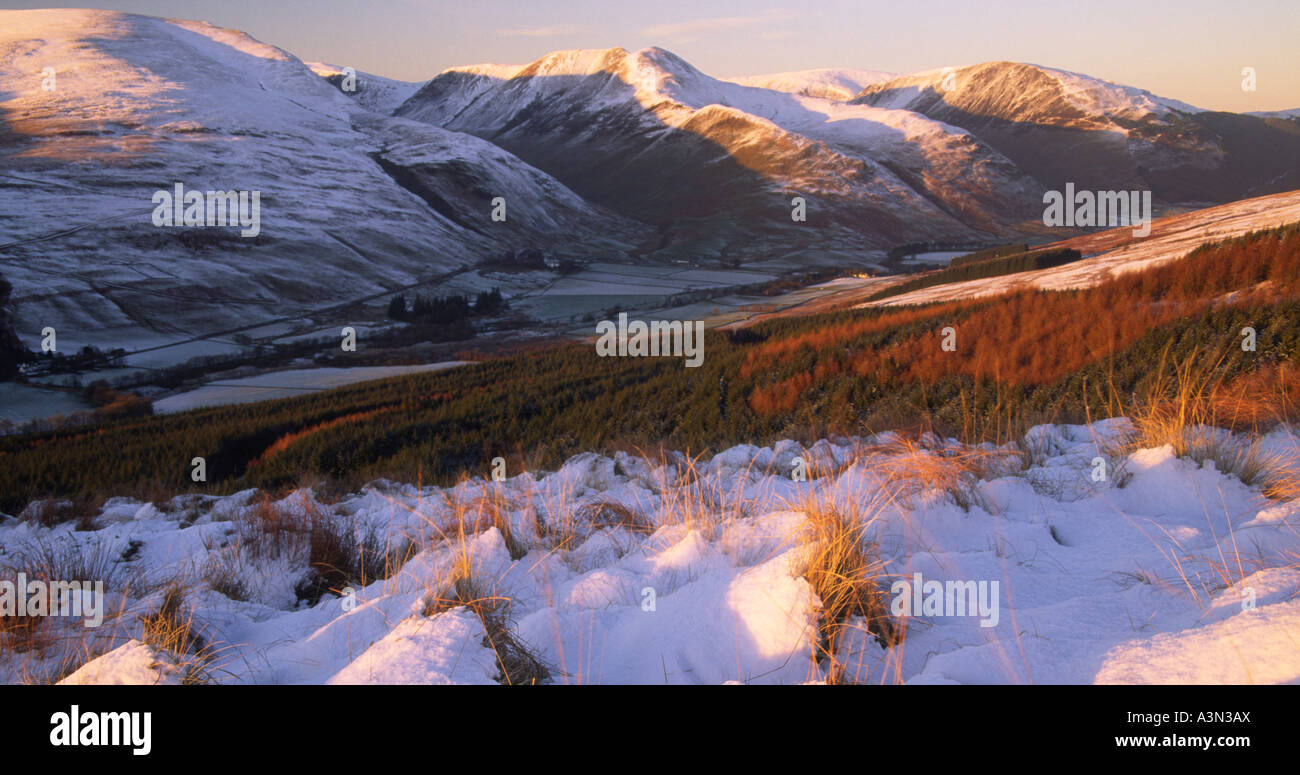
[0,276,31,380]
[474,287,504,314]
[387,293,408,321]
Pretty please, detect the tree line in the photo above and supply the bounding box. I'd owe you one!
[1,225,1296,514]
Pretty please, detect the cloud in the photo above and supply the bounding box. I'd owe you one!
[497,24,581,38]
[644,9,796,39]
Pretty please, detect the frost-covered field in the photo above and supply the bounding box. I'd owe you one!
[152,362,471,413]
[3,420,1299,684]
[0,383,89,423]
[863,190,1300,309]
[898,251,969,266]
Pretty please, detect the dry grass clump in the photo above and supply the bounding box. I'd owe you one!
[1124,350,1300,501]
[1128,353,1228,458]
[870,436,1003,512]
[0,538,121,657]
[422,553,549,685]
[1256,453,1300,502]
[1209,362,1300,430]
[522,485,656,553]
[575,499,655,536]
[235,495,304,559]
[653,456,758,541]
[797,500,900,683]
[200,549,250,602]
[138,582,217,684]
[1,539,127,683]
[1012,432,1055,471]
[295,472,355,505]
[451,489,528,560]
[233,493,413,606]
[20,494,105,530]
[8,537,122,590]
[0,599,49,656]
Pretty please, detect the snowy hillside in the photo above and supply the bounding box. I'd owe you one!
[306,62,425,114]
[5,420,1298,684]
[3,9,1296,360]
[854,62,1300,201]
[0,9,646,355]
[855,61,1202,127]
[398,46,1045,252]
[725,68,896,101]
[1248,108,1300,121]
[861,189,1300,309]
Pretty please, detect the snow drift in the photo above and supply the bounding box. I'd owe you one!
[4,419,1298,684]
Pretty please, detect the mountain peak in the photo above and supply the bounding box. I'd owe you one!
[854,61,1201,126]
[438,62,525,80]
[516,47,631,78]
[631,46,702,75]
[726,68,897,101]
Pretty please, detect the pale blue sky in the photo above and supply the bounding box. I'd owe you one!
[5,1,1298,110]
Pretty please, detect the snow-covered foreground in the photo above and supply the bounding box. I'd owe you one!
[3,419,1299,684]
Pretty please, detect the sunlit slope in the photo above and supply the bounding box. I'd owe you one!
[399,47,1045,254]
[0,9,645,351]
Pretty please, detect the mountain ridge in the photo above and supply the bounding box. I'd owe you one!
[0,9,646,355]
[852,61,1300,201]
[3,8,1297,357]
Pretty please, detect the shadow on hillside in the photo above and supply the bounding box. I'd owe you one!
[857,84,1300,203]
[394,65,1011,254]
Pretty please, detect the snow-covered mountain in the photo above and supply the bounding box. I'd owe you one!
[853,62,1300,201]
[3,10,1296,353]
[306,62,425,114]
[725,68,896,101]
[855,61,1202,126]
[398,47,1045,257]
[0,9,645,352]
[1248,108,1300,121]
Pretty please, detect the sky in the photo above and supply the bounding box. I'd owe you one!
[3,0,1298,111]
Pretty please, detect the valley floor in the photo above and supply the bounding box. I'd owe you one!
[3,419,1299,684]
